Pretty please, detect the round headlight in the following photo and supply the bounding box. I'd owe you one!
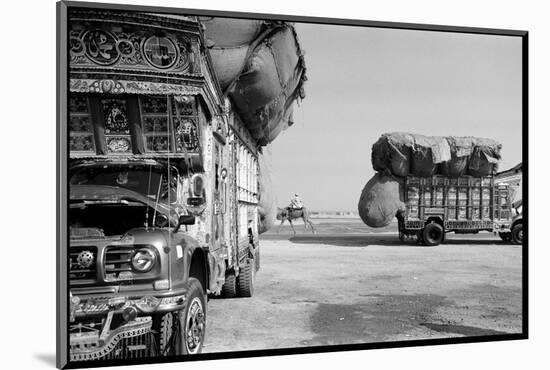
[131,248,156,273]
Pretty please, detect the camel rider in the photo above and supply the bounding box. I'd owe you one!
[289,193,304,210]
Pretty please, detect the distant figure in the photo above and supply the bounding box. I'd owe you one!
[289,193,304,210]
[276,206,315,235]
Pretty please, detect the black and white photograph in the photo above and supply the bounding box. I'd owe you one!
[57,2,527,367]
[0,0,543,369]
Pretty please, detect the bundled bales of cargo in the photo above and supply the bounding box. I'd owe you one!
[439,137,474,177]
[227,26,306,146]
[410,135,451,177]
[467,138,502,177]
[371,133,501,178]
[199,17,265,89]
[371,132,414,177]
[200,17,306,146]
[357,173,406,228]
[257,155,276,234]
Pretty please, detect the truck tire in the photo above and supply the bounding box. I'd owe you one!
[179,278,207,354]
[237,258,255,297]
[499,232,511,242]
[154,278,206,355]
[155,310,175,356]
[511,223,523,245]
[399,232,405,242]
[422,222,444,246]
[221,270,237,298]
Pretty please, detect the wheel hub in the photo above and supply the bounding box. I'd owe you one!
[185,297,205,353]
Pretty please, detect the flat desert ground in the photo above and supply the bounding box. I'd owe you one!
[203,217,523,353]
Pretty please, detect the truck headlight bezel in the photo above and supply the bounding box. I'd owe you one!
[131,248,156,273]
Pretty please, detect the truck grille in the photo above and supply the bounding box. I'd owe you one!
[105,246,134,279]
[70,247,98,282]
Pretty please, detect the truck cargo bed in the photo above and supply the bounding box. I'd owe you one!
[402,175,512,232]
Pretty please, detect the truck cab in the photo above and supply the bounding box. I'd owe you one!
[498,199,523,244]
[69,159,211,359]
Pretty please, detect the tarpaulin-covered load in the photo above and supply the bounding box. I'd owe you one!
[257,155,276,234]
[467,138,502,177]
[439,137,474,177]
[199,17,265,89]
[357,173,406,228]
[200,17,306,146]
[410,135,451,177]
[371,133,501,178]
[371,132,414,177]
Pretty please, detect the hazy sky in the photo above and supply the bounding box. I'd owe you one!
[264,23,522,212]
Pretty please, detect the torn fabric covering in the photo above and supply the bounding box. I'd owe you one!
[201,18,306,146]
[441,137,474,177]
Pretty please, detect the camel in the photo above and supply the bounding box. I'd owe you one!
[276,207,315,234]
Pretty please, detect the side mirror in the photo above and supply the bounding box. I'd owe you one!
[179,215,195,226]
[186,174,207,215]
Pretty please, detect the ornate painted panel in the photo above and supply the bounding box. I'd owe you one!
[69,95,95,153]
[69,27,197,74]
[102,98,133,154]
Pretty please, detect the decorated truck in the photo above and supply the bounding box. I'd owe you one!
[358,133,524,246]
[398,175,522,246]
[67,9,306,361]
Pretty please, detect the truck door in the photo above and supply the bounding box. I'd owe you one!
[212,127,232,255]
[212,140,224,251]
[495,183,512,221]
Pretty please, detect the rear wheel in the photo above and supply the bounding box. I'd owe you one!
[220,270,237,298]
[511,223,523,245]
[499,232,511,242]
[237,257,255,297]
[422,222,444,246]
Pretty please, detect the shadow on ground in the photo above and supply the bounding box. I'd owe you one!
[271,234,504,247]
[420,323,510,336]
[34,353,56,367]
[301,294,444,345]
[300,294,512,346]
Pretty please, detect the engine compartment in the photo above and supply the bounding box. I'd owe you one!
[70,203,165,237]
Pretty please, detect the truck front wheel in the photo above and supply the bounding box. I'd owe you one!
[422,222,444,246]
[180,278,206,354]
[511,223,523,245]
[155,278,206,355]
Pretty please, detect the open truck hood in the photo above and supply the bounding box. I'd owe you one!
[70,185,174,217]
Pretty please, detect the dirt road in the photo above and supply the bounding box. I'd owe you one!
[203,220,523,353]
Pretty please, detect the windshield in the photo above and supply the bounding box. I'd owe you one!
[70,164,178,203]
